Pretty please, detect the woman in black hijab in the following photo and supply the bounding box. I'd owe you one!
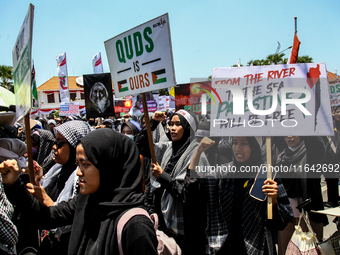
[1,129,158,255]
[135,110,209,254]
[195,137,292,255]
[120,120,141,140]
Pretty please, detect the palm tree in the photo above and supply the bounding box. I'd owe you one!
[0,65,14,93]
[247,54,312,66]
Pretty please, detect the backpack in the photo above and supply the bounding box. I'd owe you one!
[117,208,182,255]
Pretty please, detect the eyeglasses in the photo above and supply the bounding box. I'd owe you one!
[53,140,68,149]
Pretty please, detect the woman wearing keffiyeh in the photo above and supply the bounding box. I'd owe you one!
[31,129,56,174]
[26,120,92,255]
[0,129,158,255]
[194,136,293,255]
[135,110,209,254]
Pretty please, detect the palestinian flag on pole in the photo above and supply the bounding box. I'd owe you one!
[117,79,129,92]
[152,69,167,85]
[31,60,38,100]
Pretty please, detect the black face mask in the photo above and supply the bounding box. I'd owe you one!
[88,121,95,126]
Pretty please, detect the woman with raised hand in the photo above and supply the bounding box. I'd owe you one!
[194,136,293,255]
[26,120,92,254]
[0,128,157,255]
[135,109,209,254]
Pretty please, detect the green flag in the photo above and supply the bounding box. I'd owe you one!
[31,60,38,100]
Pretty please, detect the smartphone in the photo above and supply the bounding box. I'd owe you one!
[249,164,277,201]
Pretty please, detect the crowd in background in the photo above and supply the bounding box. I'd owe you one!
[0,105,339,254]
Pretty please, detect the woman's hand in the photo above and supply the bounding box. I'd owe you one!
[22,160,43,185]
[262,179,278,205]
[0,159,20,187]
[151,162,163,179]
[152,111,166,122]
[197,137,215,153]
[26,182,54,207]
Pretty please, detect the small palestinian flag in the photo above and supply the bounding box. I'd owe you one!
[152,69,167,85]
[117,79,129,92]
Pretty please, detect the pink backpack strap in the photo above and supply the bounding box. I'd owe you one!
[117,208,151,255]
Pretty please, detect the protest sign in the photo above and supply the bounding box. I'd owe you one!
[59,102,79,116]
[104,13,175,97]
[158,96,167,111]
[140,92,158,113]
[12,4,34,121]
[329,83,340,107]
[83,73,114,118]
[209,63,333,136]
[176,81,212,114]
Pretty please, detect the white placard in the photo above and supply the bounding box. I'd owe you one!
[158,95,167,111]
[210,63,333,136]
[12,4,34,121]
[104,13,175,97]
[329,83,340,107]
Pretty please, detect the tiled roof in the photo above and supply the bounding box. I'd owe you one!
[37,76,82,91]
[328,71,339,84]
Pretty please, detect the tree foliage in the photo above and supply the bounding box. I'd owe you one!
[159,88,169,96]
[0,65,14,93]
[246,53,313,66]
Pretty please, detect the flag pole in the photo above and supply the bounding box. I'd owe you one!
[294,17,297,33]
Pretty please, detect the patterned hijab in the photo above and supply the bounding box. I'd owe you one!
[32,129,56,174]
[45,121,92,201]
[54,120,92,148]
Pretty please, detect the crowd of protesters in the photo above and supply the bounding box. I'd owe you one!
[0,105,339,255]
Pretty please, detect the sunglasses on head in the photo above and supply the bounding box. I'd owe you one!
[53,140,68,149]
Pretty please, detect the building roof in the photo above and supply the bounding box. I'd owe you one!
[38,76,82,91]
[327,71,339,84]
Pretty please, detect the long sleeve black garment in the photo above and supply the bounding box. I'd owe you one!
[278,136,328,225]
[135,119,208,254]
[4,179,158,255]
[135,119,160,159]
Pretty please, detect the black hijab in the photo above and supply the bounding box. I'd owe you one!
[163,110,198,175]
[232,137,263,170]
[68,128,144,255]
[120,121,141,136]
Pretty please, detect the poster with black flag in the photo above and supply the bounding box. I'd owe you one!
[83,73,114,118]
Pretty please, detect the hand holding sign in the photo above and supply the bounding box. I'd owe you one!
[150,162,163,178]
[262,179,278,206]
